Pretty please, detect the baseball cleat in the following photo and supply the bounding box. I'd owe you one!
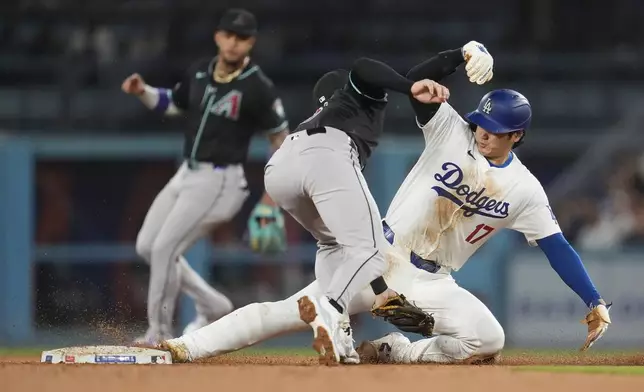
[338,317,360,365]
[158,339,192,363]
[297,295,359,366]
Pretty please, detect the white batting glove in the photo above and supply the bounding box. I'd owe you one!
[462,41,494,85]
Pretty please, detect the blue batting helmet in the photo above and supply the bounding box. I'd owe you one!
[465,89,532,134]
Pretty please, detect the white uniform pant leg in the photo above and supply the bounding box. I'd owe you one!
[385,269,505,363]
[177,165,249,320]
[173,280,374,360]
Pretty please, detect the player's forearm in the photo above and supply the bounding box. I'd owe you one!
[404,49,463,125]
[406,49,465,126]
[406,49,465,82]
[349,57,414,100]
[138,85,182,116]
[536,233,603,307]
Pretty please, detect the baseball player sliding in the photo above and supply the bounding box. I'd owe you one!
[121,9,290,345]
[157,40,611,365]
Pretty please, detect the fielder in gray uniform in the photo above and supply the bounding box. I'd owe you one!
[121,9,289,345]
[264,58,447,364]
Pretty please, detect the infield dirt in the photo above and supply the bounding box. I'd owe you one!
[2,353,644,392]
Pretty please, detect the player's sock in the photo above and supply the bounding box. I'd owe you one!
[178,256,233,319]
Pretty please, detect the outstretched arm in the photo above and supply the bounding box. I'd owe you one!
[406,49,465,125]
[349,57,449,106]
[509,187,612,351]
[536,233,612,351]
[348,57,415,101]
[536,233,602,307]
[407,41,493,125]
[121,73,188,116]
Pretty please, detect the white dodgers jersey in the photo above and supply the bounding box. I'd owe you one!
[384,103,561,271]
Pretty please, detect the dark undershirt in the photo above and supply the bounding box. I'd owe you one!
[349,57,414,100]
[405,48,465,125]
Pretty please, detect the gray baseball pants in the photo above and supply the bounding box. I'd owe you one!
[136,161,249,338]
[264,126,387,312]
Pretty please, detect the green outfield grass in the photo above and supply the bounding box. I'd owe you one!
[500,348,644,357]
[515,366,644,375]
[0,347,44,356]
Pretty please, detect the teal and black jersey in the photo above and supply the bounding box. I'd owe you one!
[172,57,288,166]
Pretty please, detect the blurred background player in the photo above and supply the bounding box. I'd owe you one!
[121,8,289,345]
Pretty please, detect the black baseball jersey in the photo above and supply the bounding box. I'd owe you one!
[294,76,387,168]
[171,57,288,165]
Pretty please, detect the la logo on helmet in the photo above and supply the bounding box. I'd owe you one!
[482,98,492,114]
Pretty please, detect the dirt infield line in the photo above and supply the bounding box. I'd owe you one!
[2,351,644,366]
[2,362,644,392]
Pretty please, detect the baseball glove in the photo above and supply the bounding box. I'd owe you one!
[580,300,612,351]
[247,203,287,254]
[371,294,435,337]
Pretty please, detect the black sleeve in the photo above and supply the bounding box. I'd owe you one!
[406,49,465,125]
[348,57,414,101]
[171,60,207,111]
[171,77,191,110]
[254,79,289,134]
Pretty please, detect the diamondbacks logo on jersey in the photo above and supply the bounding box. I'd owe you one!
[432,162,510,219]
[210,90,243,120]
